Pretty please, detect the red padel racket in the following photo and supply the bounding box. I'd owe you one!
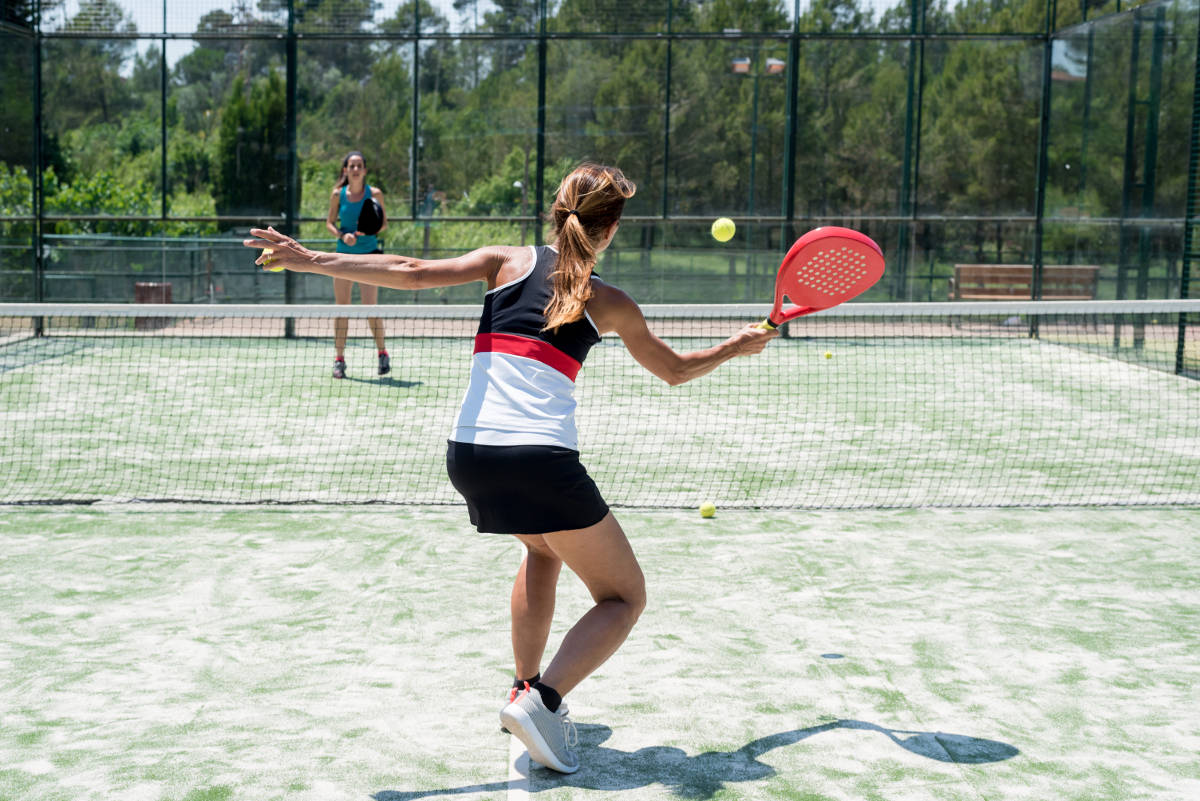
[760,226,885,329]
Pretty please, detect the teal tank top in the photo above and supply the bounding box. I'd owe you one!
[336,184,380,254]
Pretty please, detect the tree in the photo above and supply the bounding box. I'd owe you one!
[213,71,292,223]
[41,0,138,128]
[0,25,36,174]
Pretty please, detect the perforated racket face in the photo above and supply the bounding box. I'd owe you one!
[769,227,885,325]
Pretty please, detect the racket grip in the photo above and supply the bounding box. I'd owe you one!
[757,318,777,331]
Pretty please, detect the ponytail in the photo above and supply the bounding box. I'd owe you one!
[543,164,636,332]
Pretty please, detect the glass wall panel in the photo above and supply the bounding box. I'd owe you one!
[39,0,142,33]
[1055,0,1088,30]
[543,39,668,216]
[667,38,790,217]
[0,222,35,302]
[166,38,286,224]
[1,29,35,215]
[1040,219,1185,299]
[1047,2,1196,228]
[590,220,795,304]
[293,0,396,34]
[41,36,163,222]
[793,38,910,219]
[40,223,189,302]
[296,39,413,228]
[908,219,1039,301]
[167,1,286,35]
[3,2,36,27]
[416,40,537,220]
[918,38,1043,219]
[673,0,795,33]
[797,0,911,34]
[1056,0,1168,31]
[15,1,1200,307]
[546,0,670,33]
[440,0,539,35]
[925,0,1049,34]
[165,39,233,221]
[3,28,37,301]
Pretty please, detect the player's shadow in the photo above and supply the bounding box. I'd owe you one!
[342,375,422,388]
[372,718,1018,801]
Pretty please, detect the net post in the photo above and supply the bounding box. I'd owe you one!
[1178,13,1200,376]
[283,0,298,340]
[1030,0,1054,339]
[534,3,547,248]
[32,4,44,335]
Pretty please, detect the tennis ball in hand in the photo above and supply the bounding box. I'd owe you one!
[699,502,716,519]
[261,248,284,272]
[711,218,736,243]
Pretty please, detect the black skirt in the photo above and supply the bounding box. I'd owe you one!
[445,440,610,534]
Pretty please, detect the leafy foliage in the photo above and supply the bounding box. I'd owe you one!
[213,71,292,224]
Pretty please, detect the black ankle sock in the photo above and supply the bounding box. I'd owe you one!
[512,673,540,690]
[533,681,561,712]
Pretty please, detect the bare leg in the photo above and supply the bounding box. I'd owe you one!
[515,512,646,698]
[332,277,353,359]
[359,283,386,351]
[509,542,562,680]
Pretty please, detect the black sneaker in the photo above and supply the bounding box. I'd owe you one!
[378,351,391,376]
[333,358,346,379]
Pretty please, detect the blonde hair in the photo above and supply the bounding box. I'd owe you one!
[543,163,636,332]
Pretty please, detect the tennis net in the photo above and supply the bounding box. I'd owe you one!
[2,300,1198,508]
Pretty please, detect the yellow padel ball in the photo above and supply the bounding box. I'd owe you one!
[711,218,736,243]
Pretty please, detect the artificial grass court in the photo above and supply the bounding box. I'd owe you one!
[2,506,1197,801]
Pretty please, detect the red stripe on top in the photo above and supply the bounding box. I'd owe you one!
[474,333,583,382]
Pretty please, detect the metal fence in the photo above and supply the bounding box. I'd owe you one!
[0,0,1196,311]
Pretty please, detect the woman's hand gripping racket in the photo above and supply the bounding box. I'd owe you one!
[760,227,885,329]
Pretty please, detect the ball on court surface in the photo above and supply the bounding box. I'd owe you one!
[824,351,832,359]
[699,502,716,518]
[262,248,284,272]
[711,218,736,243]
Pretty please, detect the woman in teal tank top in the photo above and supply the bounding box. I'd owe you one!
[325,150,390,379]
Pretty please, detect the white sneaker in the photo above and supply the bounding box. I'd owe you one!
[499,686,579,774]
[500,680,531,734]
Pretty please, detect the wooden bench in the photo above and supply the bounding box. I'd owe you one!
[949,264,1100,300]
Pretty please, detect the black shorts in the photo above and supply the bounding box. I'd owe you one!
[445,441,610,535]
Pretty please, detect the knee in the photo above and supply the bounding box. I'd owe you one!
[525,541,559,564]
[623,575,647,623]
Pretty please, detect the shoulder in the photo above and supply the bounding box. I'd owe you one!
[586,280,639,335]
[490,245,538,287]
[330,188,341,200]
[370,186,384,199]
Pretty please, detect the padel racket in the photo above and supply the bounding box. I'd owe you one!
[760,226,885,329]
[357,197,385,236]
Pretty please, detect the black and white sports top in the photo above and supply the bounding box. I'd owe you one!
[450,246,601,449]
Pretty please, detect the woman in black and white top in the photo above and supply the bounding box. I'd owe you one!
[245,163,777,774]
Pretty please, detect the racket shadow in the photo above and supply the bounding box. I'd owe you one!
[372,719,1018,800]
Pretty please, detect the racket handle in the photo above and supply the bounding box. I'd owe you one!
[757,318,778,331]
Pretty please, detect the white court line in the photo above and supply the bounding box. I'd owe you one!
[507,734,531,800]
